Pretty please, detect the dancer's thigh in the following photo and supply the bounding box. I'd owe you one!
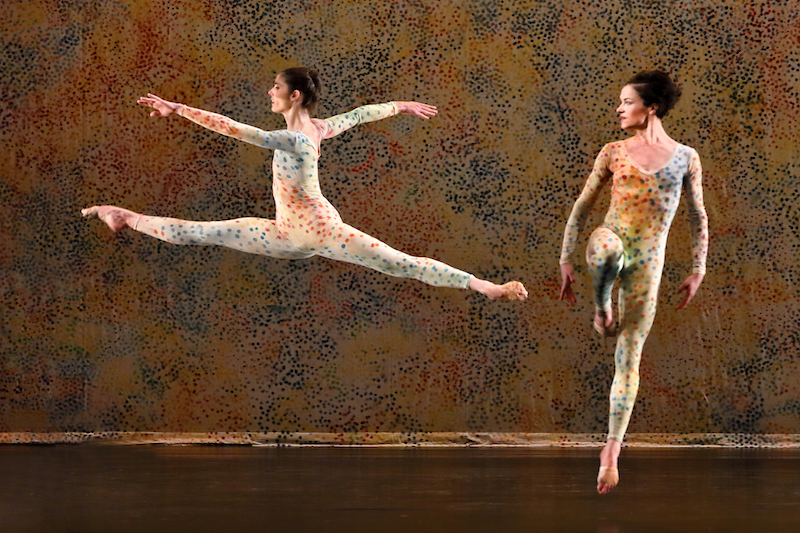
[586,226,625,310]
[313,221,418,269]
[586,227,624,269]
[138,215,314,259]
[617,257,663,336]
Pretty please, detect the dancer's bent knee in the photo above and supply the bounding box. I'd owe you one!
[587,227,624,311]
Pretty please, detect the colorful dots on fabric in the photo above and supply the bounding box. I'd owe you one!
[134,103,473,289]
[561,140,709,442]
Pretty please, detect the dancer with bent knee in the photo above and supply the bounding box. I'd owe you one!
[83,67,527,301]
[559,71,708,493]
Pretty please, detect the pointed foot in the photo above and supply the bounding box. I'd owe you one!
[597,466,619,494]
[81,205,134,232]
[494,281,528,301]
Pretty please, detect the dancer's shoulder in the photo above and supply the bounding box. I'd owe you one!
[600,140,626,153]
[594,141,625,161]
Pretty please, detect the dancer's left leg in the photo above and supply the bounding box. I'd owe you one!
[312,220,526,299]
[608,259,661,440]
[597,438,621,495]
[596,243,663,494]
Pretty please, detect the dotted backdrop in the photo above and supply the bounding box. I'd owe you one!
[1,0,799,437]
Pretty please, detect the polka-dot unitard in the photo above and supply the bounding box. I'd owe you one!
[560,141,709,442]
[134,103,473,289]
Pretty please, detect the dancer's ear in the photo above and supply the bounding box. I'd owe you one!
[291,90,302,103]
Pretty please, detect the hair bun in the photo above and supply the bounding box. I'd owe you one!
[279,67,323,112]
[627,70,681,118]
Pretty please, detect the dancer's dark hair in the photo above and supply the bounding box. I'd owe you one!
[279,67,323,112]
[627,70,681,118]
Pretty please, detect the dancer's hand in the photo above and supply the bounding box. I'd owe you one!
[677,273,704,310]
[560,263,577,304]
[138,93,182,117]
[395,101,438,119]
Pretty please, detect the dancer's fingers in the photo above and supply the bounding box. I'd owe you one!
[560,279,575,303]
[676,290,692,310]
[418,104,437,118]
[399,101,438,119]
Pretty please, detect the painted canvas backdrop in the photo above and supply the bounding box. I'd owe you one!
[1,0,798,437]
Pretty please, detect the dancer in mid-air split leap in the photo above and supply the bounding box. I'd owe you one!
[83,67,527,301]
[559,71,708,494]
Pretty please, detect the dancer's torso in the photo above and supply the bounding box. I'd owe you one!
[601,141,697,250]
[178,102,398,237]
[271,132,344,234]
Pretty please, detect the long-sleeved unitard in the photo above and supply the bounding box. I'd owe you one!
[560,141,708,442]
[133,103,473,289]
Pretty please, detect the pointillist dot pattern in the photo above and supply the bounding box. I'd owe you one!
[1,0,799,443]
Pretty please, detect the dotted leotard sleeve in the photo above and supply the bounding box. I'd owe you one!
[683,148,709,275]
[560,144,613,265]
[177,105,299,153]
[320,102,398,139]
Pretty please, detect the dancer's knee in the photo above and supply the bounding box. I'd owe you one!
[587,228,624,265]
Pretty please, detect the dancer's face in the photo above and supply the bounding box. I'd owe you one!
[616,85,656,130]
[268,75,297,114]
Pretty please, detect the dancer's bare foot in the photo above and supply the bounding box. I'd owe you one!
[593,308,617,337]
[469,278,528,300]
[81,206,140,232]
[597,438,621,494]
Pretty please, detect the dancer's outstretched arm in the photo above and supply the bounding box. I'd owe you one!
[138,94,299,152]
[318,101,437,140]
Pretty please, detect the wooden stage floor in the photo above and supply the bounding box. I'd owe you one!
[1,445,798,532]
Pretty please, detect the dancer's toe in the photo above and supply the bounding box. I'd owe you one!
[596,466,619,494]
[498,281,527,301]
[81,206,99,218]
[81,205,130,232]
[593,313,617,337]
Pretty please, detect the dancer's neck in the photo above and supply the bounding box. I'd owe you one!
[629,117,672,147]
[282,106,312,132]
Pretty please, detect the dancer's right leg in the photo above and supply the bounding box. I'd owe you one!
[82,206,313,259]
